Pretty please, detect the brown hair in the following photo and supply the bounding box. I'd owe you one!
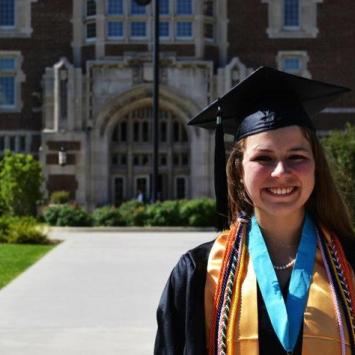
[226,127,355,243]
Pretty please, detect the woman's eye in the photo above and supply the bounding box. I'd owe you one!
[288,155,306,161]
[254,156,272,162]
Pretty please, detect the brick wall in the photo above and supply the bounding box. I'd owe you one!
[227,0,355,129]
[0,0,73,130]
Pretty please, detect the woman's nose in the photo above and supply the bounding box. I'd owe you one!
[271,160,289,177]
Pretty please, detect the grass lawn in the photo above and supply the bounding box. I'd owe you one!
[0,244,55,289]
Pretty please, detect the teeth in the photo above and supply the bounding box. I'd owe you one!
[268,187,294,195]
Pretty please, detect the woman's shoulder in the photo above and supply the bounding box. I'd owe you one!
[174,239,215,275]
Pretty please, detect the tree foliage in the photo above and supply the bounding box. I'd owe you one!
[322,124,355,222]
[0,151,43,216]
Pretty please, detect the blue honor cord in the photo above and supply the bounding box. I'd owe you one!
[248,215,317,352]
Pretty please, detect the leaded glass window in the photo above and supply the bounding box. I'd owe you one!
[107,0,123,15]
[159,0,169,15]
[131,0,146,15]
[176,21,192,38]
[108,21,123,38]
[86,0,97,17]
[131,21,146,37]
[284,0,299,27]
[282,57,301,73]
[176,0,192,15]
[159,21,169,38]
[0,0,15,27]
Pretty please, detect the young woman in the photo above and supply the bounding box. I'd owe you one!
[154,67,355,355]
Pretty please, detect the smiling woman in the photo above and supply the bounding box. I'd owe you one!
[154,67,355,355]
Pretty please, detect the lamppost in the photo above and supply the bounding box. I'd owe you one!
[58,146,67,166]
[134,0,159,203]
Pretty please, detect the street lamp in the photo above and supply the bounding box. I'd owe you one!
[58,146,67,166]
[134,0,159,203]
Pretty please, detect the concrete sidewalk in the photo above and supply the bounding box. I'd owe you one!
[0,230,216,355]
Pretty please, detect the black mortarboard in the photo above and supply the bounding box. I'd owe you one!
[188,66,351,230]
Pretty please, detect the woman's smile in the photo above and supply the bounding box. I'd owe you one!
[264,186,297,196]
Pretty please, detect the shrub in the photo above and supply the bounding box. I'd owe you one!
[0,151,43,216]
[146,200,184,226]
[50,191,71,204]
[92,206,123,226]
[322,124,355,222]
[180,198,216,227]
[43,204,92,226]
[118,200,147,226]
[0,216,50,244]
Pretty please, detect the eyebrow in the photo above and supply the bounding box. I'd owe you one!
[252,146,311,153]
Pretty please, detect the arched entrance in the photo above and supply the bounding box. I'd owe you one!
[109,106,190,205]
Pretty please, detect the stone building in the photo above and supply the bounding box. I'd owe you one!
[0,0,354,209]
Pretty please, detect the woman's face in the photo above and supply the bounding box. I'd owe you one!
[241,126,315,220]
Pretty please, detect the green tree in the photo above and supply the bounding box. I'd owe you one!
[0,151,43,216]
[322,124,355,222]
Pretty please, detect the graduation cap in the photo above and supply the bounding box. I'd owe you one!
[188,66,351,230]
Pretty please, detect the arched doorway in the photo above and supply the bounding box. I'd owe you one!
[110,106,190,205]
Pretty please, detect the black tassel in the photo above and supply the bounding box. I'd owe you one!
[214,104,229,231]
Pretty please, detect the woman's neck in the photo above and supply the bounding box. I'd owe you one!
[254,209,305,247]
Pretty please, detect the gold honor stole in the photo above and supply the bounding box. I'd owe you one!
[205,226,354,355]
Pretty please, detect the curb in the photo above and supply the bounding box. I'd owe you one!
[48,226,216,233]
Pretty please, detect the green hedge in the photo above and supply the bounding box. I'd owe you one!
[322,124,355,223]
[43,204,92,227]
[0,216,50,244]
[42,198,216,227]
[92,206,123,226]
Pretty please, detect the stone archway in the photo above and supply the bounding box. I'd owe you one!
[89,84,207,206]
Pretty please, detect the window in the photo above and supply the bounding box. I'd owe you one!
[173,153,179,166]
[142,121,149,142]
[181,153,188,166]
[108,21,123,39]
[114,177,124,206]
[203,0,214,16]
[112,153,118,165]
[176,21,192,38]
[131,21,146,37]
[120,121,127,142]
[159,22,169,38]
[120,154,127,166]
[176,0,192,15]
[176,177,186,199]
[263,0,321,39]
[204,23,214,40]
[284,0,299,27]
[276,51,310,78]
[133,121,140,141]
[160,153,167,166]
[0,136,4,151]
[19,135,26,152]
[86,0,97,17]
[160,121,167,142]
[86,22,96,39]
[0,0,15,27]
[0,57,15,107]
[282,57,300,73]
[160,0,169,15]
[9,135,15,151]
[131,1,146,15]
[107,0,123,15]
[172,121,188,142]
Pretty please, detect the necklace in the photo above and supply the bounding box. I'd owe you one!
[273,259,296,271]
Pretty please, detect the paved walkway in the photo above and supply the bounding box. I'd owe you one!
[0,230,216,355]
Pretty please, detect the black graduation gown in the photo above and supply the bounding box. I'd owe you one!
[154,239,355,355]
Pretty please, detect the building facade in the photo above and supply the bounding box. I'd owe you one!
[0,0,354,208]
